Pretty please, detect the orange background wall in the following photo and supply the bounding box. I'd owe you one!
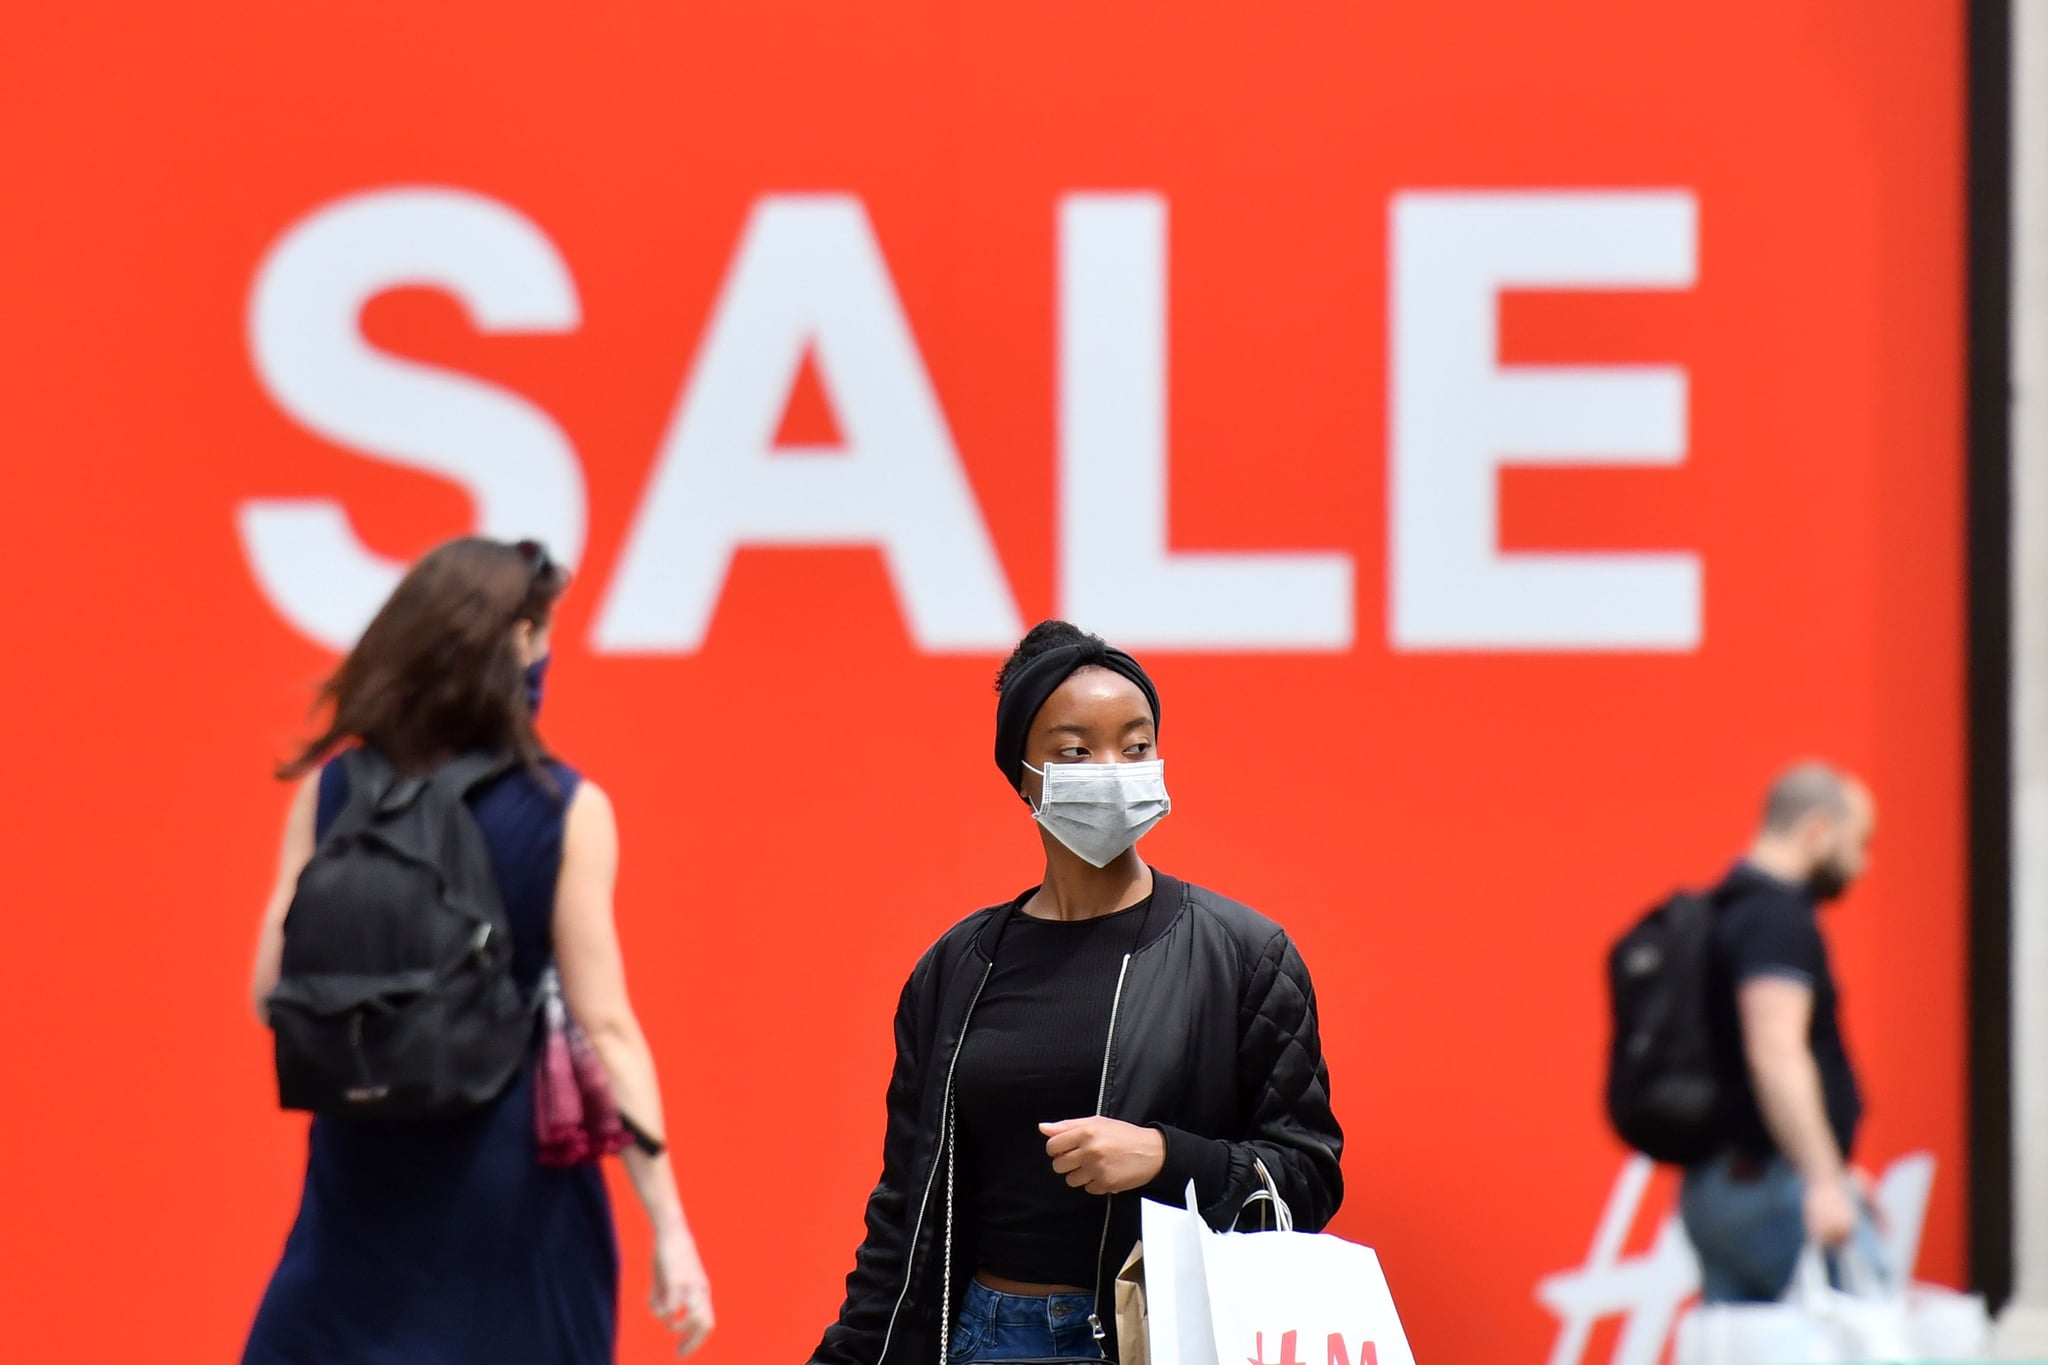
[0,4,1965,1363]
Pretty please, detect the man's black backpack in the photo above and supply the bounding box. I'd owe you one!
[265,750,534,1120]
[1604,889,1728,1164]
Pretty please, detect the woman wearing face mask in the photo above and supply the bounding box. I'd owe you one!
[244,537,713,1365]
[810,621,1344,1365]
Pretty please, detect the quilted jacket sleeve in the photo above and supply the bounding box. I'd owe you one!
[1158,927,1344,1232]
[811,967,927,1365]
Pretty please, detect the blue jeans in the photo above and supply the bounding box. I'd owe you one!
[1680,1153,1890,1303]
[948,1281,1104,1363]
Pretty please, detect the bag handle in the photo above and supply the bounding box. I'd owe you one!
[1790,1230,1898,1308]
[1233,1157,1294,1233]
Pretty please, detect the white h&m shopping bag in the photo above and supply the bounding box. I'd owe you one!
[1138,1185,1221,1365]
[1137,1170,1416,1365]
[1198,1167,1416,1365]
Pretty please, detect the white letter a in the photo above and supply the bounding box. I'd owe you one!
[596,196,1022,652]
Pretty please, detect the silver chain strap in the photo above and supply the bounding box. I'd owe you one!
[939,1094,956,1365]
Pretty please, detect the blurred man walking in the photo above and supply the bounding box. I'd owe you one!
[1680,762,1876,1302]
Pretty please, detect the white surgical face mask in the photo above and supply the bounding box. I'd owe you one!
[1023,759,1171,868]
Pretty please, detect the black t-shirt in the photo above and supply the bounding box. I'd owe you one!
[1706,864,1863,1161]
[953,897,1154,1287]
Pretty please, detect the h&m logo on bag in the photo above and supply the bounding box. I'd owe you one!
[1249,1331,1377,1365]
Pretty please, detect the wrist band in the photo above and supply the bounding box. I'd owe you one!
[621,1114,667,1157]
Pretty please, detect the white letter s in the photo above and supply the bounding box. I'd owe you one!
[242,187,585,650]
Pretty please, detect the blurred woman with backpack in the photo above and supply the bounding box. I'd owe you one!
[243,536,712,1364]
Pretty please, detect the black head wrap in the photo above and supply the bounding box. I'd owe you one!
[994,642,1161,791]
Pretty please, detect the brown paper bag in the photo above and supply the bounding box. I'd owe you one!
[1115,1240,1148,1365]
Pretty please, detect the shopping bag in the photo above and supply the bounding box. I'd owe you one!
[1902,1283,1991,1358]
[1865,1151,1991,1353]
[1137,1188,1221,1365]
[1135,1171,1418,1365]
[1117,1242,1150,1365]
[1196,1183,1418,1365]
[1672,1247,1915,1365]
[1674,1298,1846,1365]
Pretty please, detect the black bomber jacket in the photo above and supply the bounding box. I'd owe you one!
[809,870,1344,1365]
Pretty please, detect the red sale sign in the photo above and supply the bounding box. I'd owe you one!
[0,3,1967,1363]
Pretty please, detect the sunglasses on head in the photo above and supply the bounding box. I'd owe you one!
[515,539,554,581]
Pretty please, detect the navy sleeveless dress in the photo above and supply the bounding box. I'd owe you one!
[244,759,618,1365]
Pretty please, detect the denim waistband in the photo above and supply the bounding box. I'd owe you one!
[961,1279,1096,1327]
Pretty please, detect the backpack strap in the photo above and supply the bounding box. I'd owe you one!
[339,746,396,805]
[338,748,513,819]
[435,751,519,797]
[1702,877,1748,912]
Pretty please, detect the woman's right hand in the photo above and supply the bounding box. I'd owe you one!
[652,1225,715,1357]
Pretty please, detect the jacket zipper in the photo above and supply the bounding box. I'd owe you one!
[1086,951,1136,1352]
[878,959,993,1365]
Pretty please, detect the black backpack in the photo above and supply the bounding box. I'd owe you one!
[1603,889,1727,1164]
[265,749,534,1120]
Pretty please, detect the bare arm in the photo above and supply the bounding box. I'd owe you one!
[1737,975,1844,1183]
[555,781,677,1215]
[250,777,319,1022]
[555,779,714,1351]
[1739,974,1858,1246]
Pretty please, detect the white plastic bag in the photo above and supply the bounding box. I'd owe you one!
[1675,1296,1851,1364]
[1673,1247,1918,1365]
[1902,1283,1992,1359]
[1676,1282,1987,1364]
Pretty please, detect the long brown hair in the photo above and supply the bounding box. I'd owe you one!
[279,537,570,780]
